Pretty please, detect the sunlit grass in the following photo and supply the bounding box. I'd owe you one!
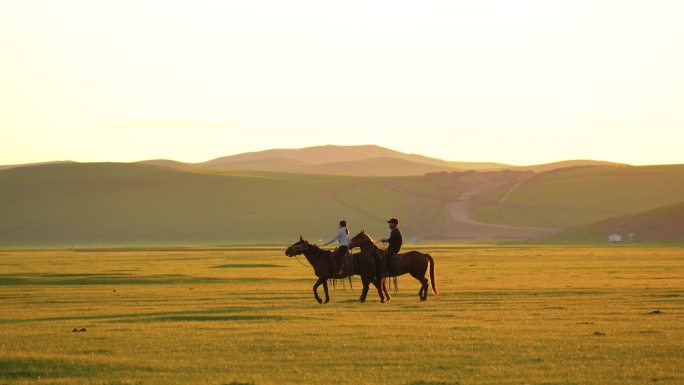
[0,245,682,384]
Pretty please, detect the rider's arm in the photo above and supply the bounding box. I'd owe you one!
[323,230,341,246]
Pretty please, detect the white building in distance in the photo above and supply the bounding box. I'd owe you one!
[608,233,623,243]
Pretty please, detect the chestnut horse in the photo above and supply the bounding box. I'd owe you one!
[349,230,438,301]
[285,237,385,304]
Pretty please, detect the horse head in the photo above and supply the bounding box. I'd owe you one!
[285,235,310,257]
[349,230,373,250]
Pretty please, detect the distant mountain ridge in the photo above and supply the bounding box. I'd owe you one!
[0,160,74,171]
[196,144,511,172]
[136,145,620,176]
[1,145,623,176]
[2,160,684,245]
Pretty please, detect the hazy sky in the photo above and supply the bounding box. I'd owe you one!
[1,0,683,165]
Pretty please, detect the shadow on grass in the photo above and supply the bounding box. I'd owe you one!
[136,315,284,322]
[211,264,285,269]
[405,381,461,385]
[81,349,112,355]
[222,382,255,385]
[1,307,288,324]
[0,358,149,380]
[0,273,277,286]
[72,246,280,253]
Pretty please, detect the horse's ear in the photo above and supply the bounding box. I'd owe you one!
[362,229,365,233]
[299,235,303,241]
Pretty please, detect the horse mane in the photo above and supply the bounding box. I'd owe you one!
[352,230,380,250]
[351,230,371,242]
[304,240,327,254]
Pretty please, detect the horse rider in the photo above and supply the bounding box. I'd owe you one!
[381,217,403,276]
[322,220,350,276]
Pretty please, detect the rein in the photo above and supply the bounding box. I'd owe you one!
[293,254,312,267]
[291,244,329,269]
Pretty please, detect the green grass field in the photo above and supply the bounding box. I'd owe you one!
[551,202,684,242]
[1,244,682,385]
[0,163,447,246]
[471,165,684,229]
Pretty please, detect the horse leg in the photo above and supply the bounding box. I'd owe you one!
[313,278,323,304]
[382,278,391,301]
[417,276,426,299]
[359,277,370,303]
[410,272,429,301]
[322,279,330,304]
[371,276,384,303]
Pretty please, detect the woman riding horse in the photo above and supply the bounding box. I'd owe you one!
[285,236,384,304]
[322,220,350,276]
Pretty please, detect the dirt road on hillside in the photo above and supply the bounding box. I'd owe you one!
[444,184,560,240]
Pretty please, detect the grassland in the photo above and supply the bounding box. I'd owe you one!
[471,165,684,229]
[552,202,684,242]
[1,244,682,385]
[0,163,447,246]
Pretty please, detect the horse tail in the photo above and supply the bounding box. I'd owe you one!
[426,254,439,295]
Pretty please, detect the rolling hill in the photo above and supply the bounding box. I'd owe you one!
[136,159,194,169]
[471,164,684,230]
[502,160,621,173]
[3,145,620,176]
[193,145,511,175]
[197,144,511,170]
[0,160,74,171]
[308,157,459,176]
[0,162,449,246]
[202,156,461,176]
[133,145,618,176]
[2,161,684,245]
[552,202,684,242]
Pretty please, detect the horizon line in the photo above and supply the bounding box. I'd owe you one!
[2,141,674,168]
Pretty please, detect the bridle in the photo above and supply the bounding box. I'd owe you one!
[289,242,328,268]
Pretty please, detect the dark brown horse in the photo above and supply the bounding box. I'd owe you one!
[285,236,385,304]
[349,230,438,301]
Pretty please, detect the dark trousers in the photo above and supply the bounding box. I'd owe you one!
[332,246,349,266]
[386,246,400,275]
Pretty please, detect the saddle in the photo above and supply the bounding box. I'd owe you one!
[331,249,354,277]
[385,253,402,277]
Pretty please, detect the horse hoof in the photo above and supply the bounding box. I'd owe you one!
[316,298,323,304]
[324,299,329,304]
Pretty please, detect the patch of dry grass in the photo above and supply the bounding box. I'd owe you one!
[0,245,682,384]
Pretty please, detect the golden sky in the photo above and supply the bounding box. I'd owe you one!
[1,1,683,165]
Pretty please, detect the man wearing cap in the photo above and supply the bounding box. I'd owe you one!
[381,217,403,276]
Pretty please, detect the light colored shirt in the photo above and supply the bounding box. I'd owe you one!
[324,227,349,247]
